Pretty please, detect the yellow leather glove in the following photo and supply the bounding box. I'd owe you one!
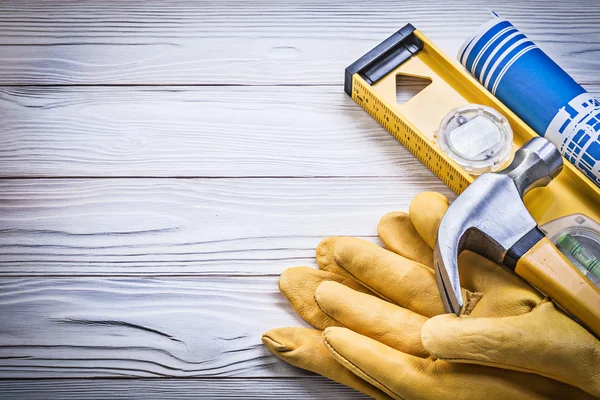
[262,192,600,400]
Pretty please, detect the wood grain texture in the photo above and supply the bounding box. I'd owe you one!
[0,276,320,378]
[0,177,453,276]
[1,84,598,178]
[0,0,598,85]
[0,85,429,177]
[0,0,597,395]
[0,378,369,399]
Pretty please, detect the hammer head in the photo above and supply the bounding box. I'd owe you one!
[434,137,563,314]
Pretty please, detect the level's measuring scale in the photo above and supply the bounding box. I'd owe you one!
[344,24,600,227]
[350,75,472,193]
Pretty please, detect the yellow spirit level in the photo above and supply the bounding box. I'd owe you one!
[345,24,600,226]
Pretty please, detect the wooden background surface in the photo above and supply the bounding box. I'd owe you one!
[0,1,598,398]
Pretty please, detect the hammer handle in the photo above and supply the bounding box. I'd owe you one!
[516,237,600,337]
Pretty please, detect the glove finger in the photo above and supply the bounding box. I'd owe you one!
[316,237,368,283]
[278,266,374,330]
[421,301,600,398]
[408,191,449,249]
[378,211,434,268]
[323,327,594,400]
[316,281,429,357]
[323,326,428,400]
[330,236,444,317]
[262,327,394,400]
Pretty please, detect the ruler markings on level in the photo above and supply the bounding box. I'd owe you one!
[351,75,471,194]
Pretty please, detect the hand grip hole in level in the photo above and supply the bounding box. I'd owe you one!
[395,74,431,104]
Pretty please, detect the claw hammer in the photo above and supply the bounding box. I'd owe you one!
[434,137,600,336]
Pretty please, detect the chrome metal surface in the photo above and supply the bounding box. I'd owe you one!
[498,137,563,197]
[434,137,563,315]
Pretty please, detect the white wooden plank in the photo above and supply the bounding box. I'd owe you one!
[0,0,598,85]
[1,85,598,178]
[0,177,454,276]
[0,86,428,178]
[0,378,369,399]
[0,276,319,378]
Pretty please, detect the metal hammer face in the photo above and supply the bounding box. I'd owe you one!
[434,137,563,314]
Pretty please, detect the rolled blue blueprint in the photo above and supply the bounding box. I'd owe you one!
[459,16,600,187]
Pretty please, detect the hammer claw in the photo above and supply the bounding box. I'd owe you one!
[433,137,564,318]
[434,241,463,315]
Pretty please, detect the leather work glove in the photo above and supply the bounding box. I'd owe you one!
[261,192,600,400]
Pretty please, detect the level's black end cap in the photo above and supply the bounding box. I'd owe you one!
[344,24,423,96]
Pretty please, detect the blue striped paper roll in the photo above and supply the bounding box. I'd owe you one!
[459,17,600,187]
